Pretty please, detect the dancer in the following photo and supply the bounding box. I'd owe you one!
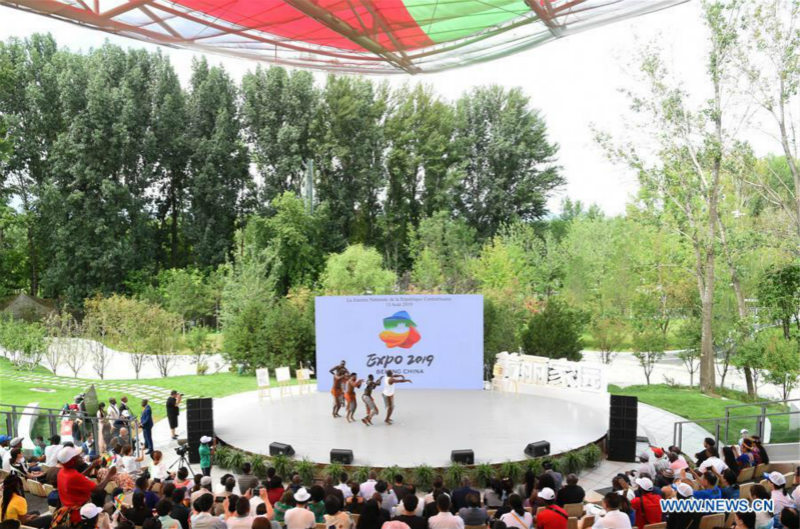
[361,375,383,426]
[382,370,412,425]
[329,361,348,418]
[344,372,364,423]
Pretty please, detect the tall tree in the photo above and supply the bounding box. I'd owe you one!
[241,66,317,204]
[185,57,250,268]
[382,84,454,271]
[312,76,388,250]
[450,85,562,239]
[600,1,741,392]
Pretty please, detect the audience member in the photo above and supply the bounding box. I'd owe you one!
[190,494,226,529]
[764,471,793,514]
[428,494,464,529]
[170,488,191,529]
[556,474,585,506]
[457,493,488,527]
[324,496,352,529]
[285,488,316,529]
[499,494,532,529]
[156,500,180,529]
[734,512,756,529]
[592,491,632,529]
[238,462,259,493]
[336,474,353,500]
[542,462,563,491]
[324,476,345,505]
[360,471,380,499]
[376,480,399,513]
[308,485,327,523]
[630,478,661,529]
[224,496,255,529]
[345,484,365,514]
[0,474,51,528]
[395,494,427,529]
[274,490,296,523]
[357,500,389,529]
[451,477,479,512]
[664,484,700,529]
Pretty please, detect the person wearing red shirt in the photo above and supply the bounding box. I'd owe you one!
[55,446,117,526]
[535,488,569,529]
[631,478,663,529]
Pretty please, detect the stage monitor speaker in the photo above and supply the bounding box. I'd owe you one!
[186,398,214,464]
[330,449,354,464]
[607,395,638,462]
[270,442,295,457]
[524,441,550,458]
[451,449,474,465]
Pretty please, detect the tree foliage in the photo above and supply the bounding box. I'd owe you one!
[520,299,587,361]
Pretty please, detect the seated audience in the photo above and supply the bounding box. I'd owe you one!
[663,484,700,529]
[500,487,532,529]
[170,488,191,529]
[452,477,480,512]
[225,496,255,529]
[285,488,316,529]
[275,490,297,523]
[356,500,389,529]
[309,485,327,523]
[428,494,464,529]
[324,496,352,529]
[764,471,793,515]
[190,493,226,529]
[156,500,180,529]
[0,474,51,528]
[556,474,585,506]
[395,494,427,529]
[266,469,286,505]
[592,492,632,529]
[238,463,260,493]
[533,488,567,529]
[458,493,489,527]
[630,478,661,529]
[376,481,399,513]
[346,484,365,514]
[122,492,154,526]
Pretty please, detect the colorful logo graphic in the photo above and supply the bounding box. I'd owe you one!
[379,311,421,349]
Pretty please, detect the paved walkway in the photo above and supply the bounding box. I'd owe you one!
[2,371,203,404]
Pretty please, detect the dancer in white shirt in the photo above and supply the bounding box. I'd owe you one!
[382,370,412,425]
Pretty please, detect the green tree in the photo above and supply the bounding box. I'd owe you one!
[761,332,800,400]
[241,192,324,295]
[321,244,396,295]
[185,57,250,267]
[450,86,562,239]
[312,76,388,250]
[155,268,217,330]
[241,66,317,203]
[409,212,477,293]
[632,327,666,385]
[382,84,454,270]
[520,299,586,361]
[600,1,742,393]
[757,263,800,339]
[0,315,47,369]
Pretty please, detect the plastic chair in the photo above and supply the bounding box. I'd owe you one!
[737,467,754,483]
[739,482,754,500]
[564,503,584,518]
[579,515,595,529]
[643,523,666,529]
[699,513,724,529]
[568,517,579,529]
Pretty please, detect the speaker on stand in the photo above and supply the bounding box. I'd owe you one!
[607,395,637,462]
[186,398,214,464]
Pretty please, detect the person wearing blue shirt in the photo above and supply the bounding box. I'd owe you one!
[718,469,740,500]
[140,399,154,455]
[692,472,722,502]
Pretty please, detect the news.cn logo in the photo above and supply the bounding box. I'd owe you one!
[378,310,421,349]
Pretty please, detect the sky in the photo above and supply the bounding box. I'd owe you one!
[0,0,717,216]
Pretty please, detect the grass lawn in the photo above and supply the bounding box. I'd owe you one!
[609,383,798,444]
[0,357,304,423]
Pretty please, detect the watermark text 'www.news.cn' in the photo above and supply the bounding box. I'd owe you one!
[660,499,774,513]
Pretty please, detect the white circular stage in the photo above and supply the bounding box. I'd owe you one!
[213,389,607,467]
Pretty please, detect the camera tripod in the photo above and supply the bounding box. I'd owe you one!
[169,449,195,474]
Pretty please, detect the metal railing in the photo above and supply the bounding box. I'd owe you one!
[0,403,141,455]
[673,409,800,449]
[723,398,800,443]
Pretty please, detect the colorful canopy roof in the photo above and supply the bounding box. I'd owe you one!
[1,0,687,73]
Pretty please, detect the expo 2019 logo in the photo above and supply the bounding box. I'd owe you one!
[378,311,421,349]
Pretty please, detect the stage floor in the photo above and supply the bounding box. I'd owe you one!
[213,389,607,467]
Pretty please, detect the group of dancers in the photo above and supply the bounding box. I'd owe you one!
[329,361,412,425]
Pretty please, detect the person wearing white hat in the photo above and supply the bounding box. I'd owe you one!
[591,492,632,529]
[191,475,215,503]
[527,489,564,529]
[631,478,662,529]
[738,429,749,447]
[285,488,316,529]
[198,436,214,477]
[663,484,702,529]
[764,471,793,514]
[1,437,23,472]
[80,503,103,528]
[55,445,117,526]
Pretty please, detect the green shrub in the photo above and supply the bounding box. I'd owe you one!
[297,458,316,485]
[352,467,371,484]
[560,450,585,474]
[380,465,401,484]
[444,463,467,490]
[581,444,602,468]
[521,458,543,477]
[325,462,345,481]
[229,449,246,471]
[499,461,522,483]
[214,446,232,469]
[252,456,269,478]
[473,463,495,488]
[521,298,587,361]
[272,454,295,481]
[413,464,435,491]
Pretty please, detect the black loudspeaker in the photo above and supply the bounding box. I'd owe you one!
[524,441,550,457]
[186,398,214,464]
[270,442,295,456]
[330,449,353,464]
[451,449,474,465]
[608,394,638,462]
